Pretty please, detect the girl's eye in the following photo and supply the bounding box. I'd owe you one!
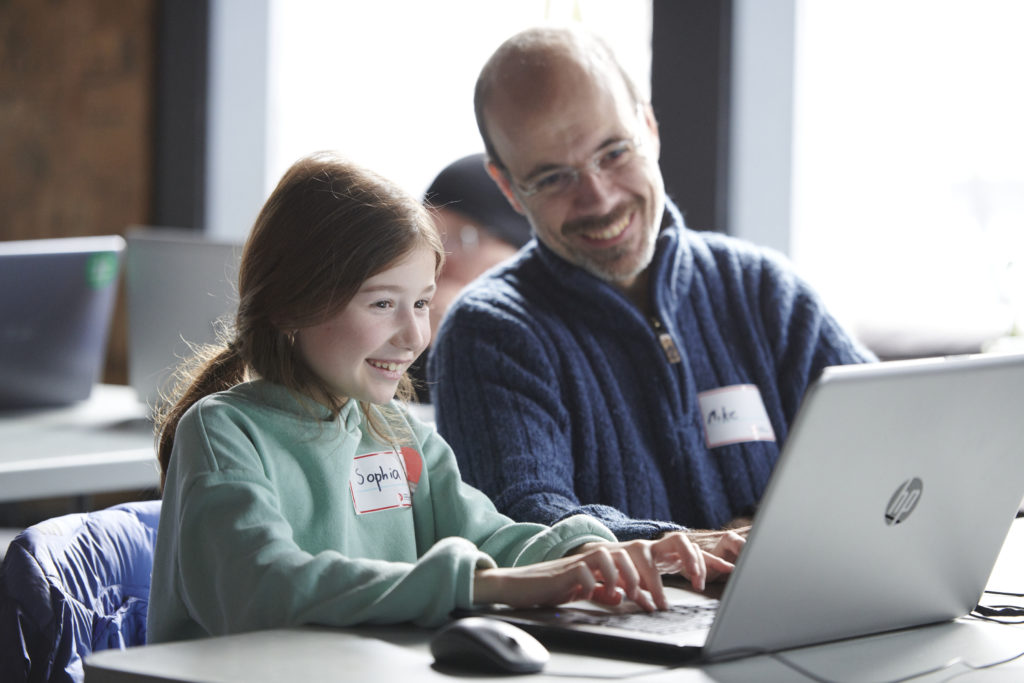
[373,300,393,310]
[415,299,431,310]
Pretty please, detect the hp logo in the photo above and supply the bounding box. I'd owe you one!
[885,478,923,526]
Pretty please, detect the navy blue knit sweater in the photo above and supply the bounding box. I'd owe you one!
[428,199,875,539]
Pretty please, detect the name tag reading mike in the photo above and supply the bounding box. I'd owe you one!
[697,384,776,449]
[349,450,413,515]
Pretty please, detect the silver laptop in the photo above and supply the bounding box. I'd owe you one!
[125,228,242,414]
[0,235,124,409]
[470,352,1024,662]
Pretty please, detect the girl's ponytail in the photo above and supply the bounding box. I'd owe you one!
[154,340,247,489]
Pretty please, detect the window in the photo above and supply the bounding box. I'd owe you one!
[790,0,1024,357]
[266,0,651,196]
[203,0,652,241]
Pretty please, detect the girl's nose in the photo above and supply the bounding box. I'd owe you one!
[394,309,429,351]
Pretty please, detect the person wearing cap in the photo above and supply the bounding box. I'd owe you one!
[409,154,533,402]
[426,26,874,563]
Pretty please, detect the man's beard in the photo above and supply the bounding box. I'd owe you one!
[563,200,656,284]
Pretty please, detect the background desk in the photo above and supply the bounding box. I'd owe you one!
[86,520,1024,683]
[0,391,433,504]
[0,384,158,503]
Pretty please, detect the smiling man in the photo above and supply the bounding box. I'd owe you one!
[476,31,662,302]
[427,26,874,567]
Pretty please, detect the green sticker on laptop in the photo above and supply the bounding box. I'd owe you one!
[86,251,119,289]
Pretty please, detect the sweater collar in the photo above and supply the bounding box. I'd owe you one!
[650,198,694,312]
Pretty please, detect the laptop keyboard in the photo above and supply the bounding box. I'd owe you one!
[560,603,719,634]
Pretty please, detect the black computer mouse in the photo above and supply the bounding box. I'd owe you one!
[430,616,550,674]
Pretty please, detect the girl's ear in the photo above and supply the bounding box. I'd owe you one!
[485,160,526,215]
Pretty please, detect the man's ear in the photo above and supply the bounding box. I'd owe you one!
[486,159,526,215]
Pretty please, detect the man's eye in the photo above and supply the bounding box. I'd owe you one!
[534,170,571,192]
[600,143,631,167]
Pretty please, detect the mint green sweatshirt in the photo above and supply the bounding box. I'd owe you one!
[147,380,615,643]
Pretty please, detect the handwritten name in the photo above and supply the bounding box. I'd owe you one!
[705,406,738,425]
[355,465,403,492]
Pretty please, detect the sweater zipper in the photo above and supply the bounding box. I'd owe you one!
[651,317,681,363]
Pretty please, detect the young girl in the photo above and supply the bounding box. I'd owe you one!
[147,153,715,643]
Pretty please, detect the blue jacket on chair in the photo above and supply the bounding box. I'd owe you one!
[0,500,161,683]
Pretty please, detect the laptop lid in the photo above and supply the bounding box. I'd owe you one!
[125,228,241,414]
[470,353,1024,662]
[704,351,1024,658]
[0,235,124,409]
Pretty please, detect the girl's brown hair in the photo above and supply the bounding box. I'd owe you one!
[155,152,443,487]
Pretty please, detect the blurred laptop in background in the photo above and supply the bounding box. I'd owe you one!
[0,235,125,409]
[125,228,241,416]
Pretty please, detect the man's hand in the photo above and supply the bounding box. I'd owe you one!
[678,527,746,583]
[524,520,749,613]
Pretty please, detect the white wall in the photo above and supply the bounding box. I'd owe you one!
[728,0,796,256]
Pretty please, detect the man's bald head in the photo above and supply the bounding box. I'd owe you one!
[474,26,643,171]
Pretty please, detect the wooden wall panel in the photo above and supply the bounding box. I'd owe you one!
[0,0,156,384]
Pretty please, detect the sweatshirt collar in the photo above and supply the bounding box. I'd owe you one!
[226,380,363,433]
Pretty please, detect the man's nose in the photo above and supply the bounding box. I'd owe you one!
[571,166,617,209]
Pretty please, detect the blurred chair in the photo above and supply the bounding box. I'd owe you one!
[0,500,161,683]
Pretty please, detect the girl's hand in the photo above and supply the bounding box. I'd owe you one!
[574,533,740,611]
[473,545,659,611]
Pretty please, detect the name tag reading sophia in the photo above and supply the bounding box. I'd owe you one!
[349,450,412,515]
[697,384,776,449]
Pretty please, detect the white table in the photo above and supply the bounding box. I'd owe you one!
[0,384,159,503]
[85,521,1024,682]
[79,618,1024,683]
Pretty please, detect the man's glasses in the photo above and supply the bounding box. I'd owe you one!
[509,136,644,199]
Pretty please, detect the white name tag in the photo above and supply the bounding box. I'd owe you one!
[349,450,412,515]
[697,384,776,448]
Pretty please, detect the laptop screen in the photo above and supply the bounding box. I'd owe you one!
[0,235,124,409]
[125,228,242,414]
